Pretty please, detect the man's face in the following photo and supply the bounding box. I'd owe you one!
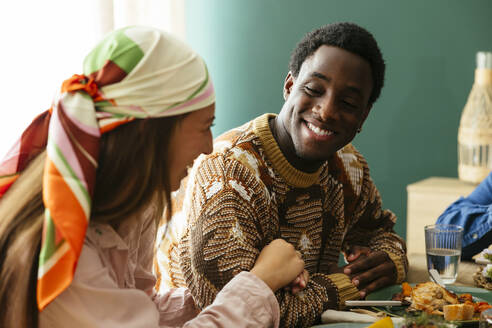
[278,45,373,162]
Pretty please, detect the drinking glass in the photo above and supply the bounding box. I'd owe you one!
[424,224,463,284]
[480,308,492,328]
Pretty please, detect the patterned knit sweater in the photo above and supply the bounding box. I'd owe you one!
[155,114,408,327]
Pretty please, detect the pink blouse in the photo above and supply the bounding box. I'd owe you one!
[39,208,280,328]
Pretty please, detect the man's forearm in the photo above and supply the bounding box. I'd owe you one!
[276,273,360,327]
[368,231,408,283]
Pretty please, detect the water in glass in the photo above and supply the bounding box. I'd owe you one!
[426,248,461,284]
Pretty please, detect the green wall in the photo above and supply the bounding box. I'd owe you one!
[185,0,492,239]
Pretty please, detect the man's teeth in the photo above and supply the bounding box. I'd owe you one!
[307,122,334,136]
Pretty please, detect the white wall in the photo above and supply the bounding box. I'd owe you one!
[0,0,185,156]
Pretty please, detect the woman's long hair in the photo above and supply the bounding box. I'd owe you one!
[0,114,184,327]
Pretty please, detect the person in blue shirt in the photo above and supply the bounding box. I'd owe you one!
[436,172,492,260]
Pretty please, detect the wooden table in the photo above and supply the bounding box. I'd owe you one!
[406,177,477,255]
[406,253,481,286]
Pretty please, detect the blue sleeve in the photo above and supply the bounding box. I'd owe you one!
[436,172,492,248]
[467,172,492,204]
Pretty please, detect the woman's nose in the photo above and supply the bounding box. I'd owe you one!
[203,135,213,155]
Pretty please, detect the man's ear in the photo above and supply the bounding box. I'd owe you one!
[359,104,372,129]
[283,71,294,101]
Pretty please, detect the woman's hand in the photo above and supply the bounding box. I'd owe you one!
[284,269,310,294]
[250,239,305,292]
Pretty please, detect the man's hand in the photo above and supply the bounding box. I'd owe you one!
[345,245,372,262]
[343,247,396,298]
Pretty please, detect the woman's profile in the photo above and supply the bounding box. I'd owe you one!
[0,26,305,328]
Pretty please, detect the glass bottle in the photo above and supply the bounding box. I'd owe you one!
[458,51,492,183]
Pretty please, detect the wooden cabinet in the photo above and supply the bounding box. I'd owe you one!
[406,177,477,255]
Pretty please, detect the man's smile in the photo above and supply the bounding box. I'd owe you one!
[302,120,338,141]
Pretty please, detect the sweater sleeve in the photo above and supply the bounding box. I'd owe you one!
[341,154,408,284]
[176,155,360,328]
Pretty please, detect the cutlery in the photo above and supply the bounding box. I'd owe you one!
[429,269,446,287]
[345,300,405,307]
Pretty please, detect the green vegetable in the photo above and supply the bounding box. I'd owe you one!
[402,312,455,328]
[486,266,492,279]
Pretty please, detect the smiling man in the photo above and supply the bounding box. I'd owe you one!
[156,22,408,327]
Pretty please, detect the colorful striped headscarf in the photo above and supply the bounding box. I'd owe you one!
[0,26,214,310]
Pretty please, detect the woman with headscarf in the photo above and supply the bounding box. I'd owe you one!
[0,26,305,328]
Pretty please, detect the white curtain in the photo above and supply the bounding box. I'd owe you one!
[94,0,186,41]
[0,0,185,156]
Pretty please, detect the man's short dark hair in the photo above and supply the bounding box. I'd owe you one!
[289,22,385,105]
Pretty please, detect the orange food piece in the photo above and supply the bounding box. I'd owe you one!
[458,293,473,303]
[443,303,475,321]
[477,302,492,313]
[402,282,412,297]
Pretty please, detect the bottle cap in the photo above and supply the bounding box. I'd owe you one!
[477,51,492,69]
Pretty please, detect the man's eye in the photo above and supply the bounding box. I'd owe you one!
[342,100,358,110]
[305,86,321,96]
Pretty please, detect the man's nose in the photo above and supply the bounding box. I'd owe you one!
[314,94,338,122]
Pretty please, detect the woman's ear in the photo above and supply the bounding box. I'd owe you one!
[283,72,294,101]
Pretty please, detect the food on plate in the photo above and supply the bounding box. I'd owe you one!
[473,264,492,290]
[367,316,393,328]
[474,301,492,313]
[401,312,454,328]
[442,303,474,321]
[483,249,492,261]
[483,264,492,281]
[408,281,458,314]
[392,281,492,320]
[402,282,412,297]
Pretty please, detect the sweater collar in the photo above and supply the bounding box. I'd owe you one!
[252,113,324,188]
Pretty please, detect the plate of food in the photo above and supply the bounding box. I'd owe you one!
[474,248,492,265]
[366,282,492,327]
[473,264,492,290]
